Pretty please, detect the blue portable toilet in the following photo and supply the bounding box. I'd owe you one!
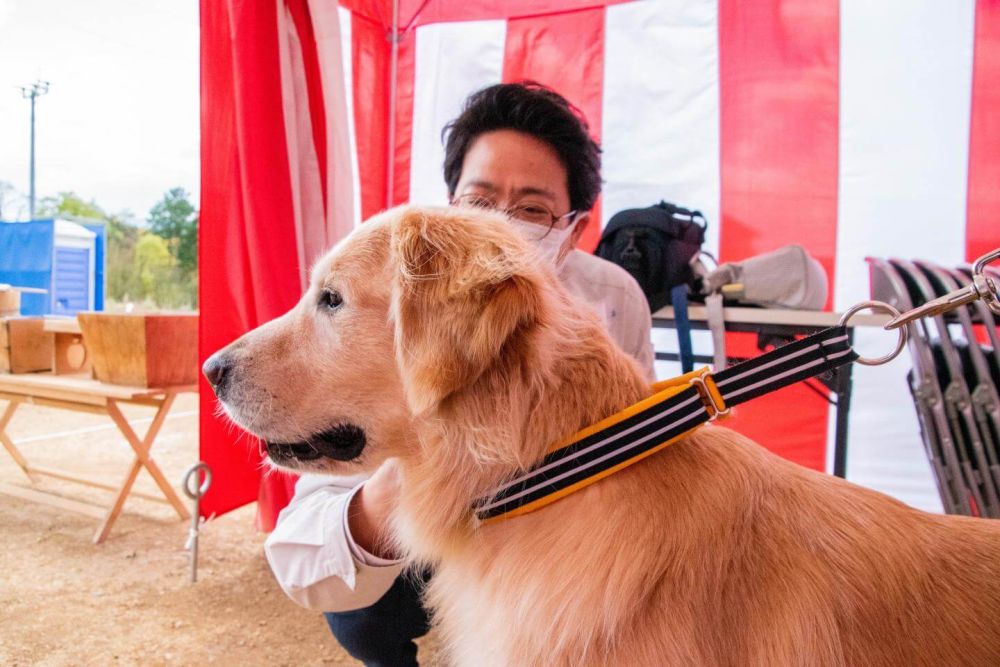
[51,220,97,314]
[0,218,106,316]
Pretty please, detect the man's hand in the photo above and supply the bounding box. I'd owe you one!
[347,459,402,560]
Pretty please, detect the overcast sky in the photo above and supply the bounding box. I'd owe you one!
[0,0,198,222]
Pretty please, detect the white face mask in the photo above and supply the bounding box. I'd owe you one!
[508,218,577,268]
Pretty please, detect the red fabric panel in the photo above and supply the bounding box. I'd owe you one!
[966,0,1000,263]
[336,0,389,25]
[199,0,302,525]
[350,13,391,218]
[718,0,840,471]
[200,0,254,520]
[337,0,631,28]
[502,8,606,253]
[350,11,417,217]
[391,30,417,206]
[287,0,329,215]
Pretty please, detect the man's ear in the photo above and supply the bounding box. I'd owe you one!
[390,207,545,415]
[569,211,590,245]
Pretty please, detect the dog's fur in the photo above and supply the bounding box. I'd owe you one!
[212,206,1000,666]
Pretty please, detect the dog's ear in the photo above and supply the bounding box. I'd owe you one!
[390,207,546,416]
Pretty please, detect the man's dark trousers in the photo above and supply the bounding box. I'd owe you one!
[324,572,430,667]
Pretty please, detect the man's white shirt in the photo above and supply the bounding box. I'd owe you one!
[264,250,655,611]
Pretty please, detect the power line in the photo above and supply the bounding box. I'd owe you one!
[18,80,49,220]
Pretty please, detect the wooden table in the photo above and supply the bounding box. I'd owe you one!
[0,373,195,543]
[652,305,892,478]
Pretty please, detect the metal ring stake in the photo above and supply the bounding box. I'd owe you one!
[839,300,908,366]
[181,462,212,583]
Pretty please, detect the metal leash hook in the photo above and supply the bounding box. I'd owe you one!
[884,248,1000,330]
[181,462,212,583]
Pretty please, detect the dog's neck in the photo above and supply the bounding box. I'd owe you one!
[393,305,650,563]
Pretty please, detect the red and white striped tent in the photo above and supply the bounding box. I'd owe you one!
[199,0,1000,527]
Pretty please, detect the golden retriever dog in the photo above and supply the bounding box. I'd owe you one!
[207,206,1000,666]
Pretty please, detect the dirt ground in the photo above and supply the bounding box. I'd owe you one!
[0,393,440,666]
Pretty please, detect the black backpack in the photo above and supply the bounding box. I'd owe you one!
[595,201,707,312]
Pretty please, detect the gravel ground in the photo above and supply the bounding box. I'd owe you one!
[0,392,440,666]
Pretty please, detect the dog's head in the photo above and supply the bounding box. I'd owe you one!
[206,205,648,553]
[204,206,580,478]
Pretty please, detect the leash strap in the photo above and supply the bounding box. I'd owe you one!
[705,292,727,371]
[712,325,855,407]
[671,284,695,373]
[473,325,857,522]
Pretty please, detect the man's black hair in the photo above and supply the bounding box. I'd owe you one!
[442,82,602,213]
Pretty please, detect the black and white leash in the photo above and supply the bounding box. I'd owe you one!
[475,325,863,522]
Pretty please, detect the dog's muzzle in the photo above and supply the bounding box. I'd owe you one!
[265,423,367,463]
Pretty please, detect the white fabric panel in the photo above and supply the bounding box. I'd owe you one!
[408,20,507,206]
[277,0,323,291]
[337,6,362,228]
[601,0,721,259]
[603,0,721,381]
[836,0,976,511]
[309,0,357,245]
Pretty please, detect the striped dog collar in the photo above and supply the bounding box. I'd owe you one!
[473,325,858,523]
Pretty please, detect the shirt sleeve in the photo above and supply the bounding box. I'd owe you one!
[263,474,404,612]
[342,485,405,567]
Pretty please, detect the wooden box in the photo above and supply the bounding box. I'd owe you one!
[0,317,55,374]
[0,288,20,318]
[77,313,199,387]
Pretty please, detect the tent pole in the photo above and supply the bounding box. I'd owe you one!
[386,0,399,210]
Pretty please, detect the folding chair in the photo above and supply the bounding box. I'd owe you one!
[919,263,1000,503]
[888,258,999,517]
[891,258,998,516]
[867,257,969,515]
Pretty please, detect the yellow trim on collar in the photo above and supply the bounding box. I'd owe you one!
[480,367,726,524]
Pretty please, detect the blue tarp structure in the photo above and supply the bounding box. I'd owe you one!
[0,220,53,315]
[0,219,105,315]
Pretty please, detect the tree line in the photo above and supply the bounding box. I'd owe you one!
[32,188,199,310]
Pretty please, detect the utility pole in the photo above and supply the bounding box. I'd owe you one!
[19,80,50,220]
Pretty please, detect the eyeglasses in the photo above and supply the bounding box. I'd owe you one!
[452,193,578,229]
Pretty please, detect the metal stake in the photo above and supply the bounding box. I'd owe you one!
[181,462,212,583]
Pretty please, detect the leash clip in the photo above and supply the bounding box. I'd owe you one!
[689,371,730,422]
[884,247,1000,330]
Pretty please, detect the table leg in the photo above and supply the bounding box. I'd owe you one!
[93,394,190,544]
[0,398,37,484]
[832,328,856,478]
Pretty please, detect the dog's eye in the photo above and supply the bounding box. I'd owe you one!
[319,289,344,311]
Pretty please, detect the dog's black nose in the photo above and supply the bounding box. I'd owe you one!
[202,353,230,392]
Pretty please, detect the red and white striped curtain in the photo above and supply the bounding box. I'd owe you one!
[200,0,1000,527]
